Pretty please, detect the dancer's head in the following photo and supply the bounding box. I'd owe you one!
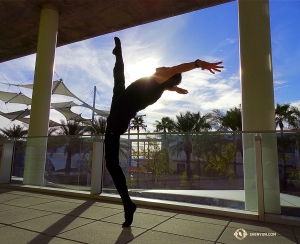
[162,73,182,89]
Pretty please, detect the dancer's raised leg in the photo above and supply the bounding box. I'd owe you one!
[112,37,125,104]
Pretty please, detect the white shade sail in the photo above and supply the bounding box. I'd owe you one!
[0,80,110,125]
[0,91,31,105]
[0,109,30,120]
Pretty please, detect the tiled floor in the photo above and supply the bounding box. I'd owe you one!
[0,188,299,244]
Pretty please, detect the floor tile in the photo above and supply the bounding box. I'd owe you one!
[0,226,51,244]
[103,212,171,229]
[0,207,51,224]
[30,236,82,244]
[175,213,230,226]
[0,203,17,212]
[135,207,177,217]
[0,192,22,203]
[29,201,85,213]
[6,191,48,197]
[131,230,214,244]
[13,213,95,236]
[57,197,96,205]
[91,201,124,210]
[3,196,55,207]
[153,218,225,241]
[294,228,300,239]
[62,205,122,220]
[229,219,295,237]
[58,221,146,244]
[218,226,297,244]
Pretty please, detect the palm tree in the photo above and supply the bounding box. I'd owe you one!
[154,116,175,147]
[48,121,60,136]
[290,106,300,130]
[275,103,297,191]
[87,117,107,135]
[129,116,147,187]
[154,117,175,133]
[210,106,242,174]
[58,120,87,183]
[0,124,28,138]
[0,124,28,177]
[275,103,297,132]
[170,111,211,187]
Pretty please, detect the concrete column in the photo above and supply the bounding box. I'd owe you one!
[238,0,280,213]
[23,4,59,185]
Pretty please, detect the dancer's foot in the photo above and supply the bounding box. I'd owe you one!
[122,202,136,227]
[112,37,122,55]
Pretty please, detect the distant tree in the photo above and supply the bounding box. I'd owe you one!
[169,111,211,188]
[48,121,60,136]
[154,117,175,133]
[87,117,107,135]
[0,124,28,138]
[154,116,175,147]
[143,137,173,188]
[210,106,242,174]
[129,116,147,187]
[58,120,87,183]
[275,103,298,191]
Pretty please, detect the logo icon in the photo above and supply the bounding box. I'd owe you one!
[234,228,248,240]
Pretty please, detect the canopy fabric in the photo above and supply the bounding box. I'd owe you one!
[19,80,78,99]
[19,80,109,117]
[55,107,83,121]
[0,109,30,120]
[0,91,31,105]
[51,101,79,108]
[80,103,109,118]
[0,110,59,126]
[17,118,60,127]
[81,119,92,126]
[1,80,110,125]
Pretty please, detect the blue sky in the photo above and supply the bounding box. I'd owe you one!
[0,0,299,132]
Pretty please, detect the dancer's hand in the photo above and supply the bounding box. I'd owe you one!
[197,60,223,74]
[167,86,188,94]
[175,87,188,94]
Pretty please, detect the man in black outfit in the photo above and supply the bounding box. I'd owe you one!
[105,37,223,227]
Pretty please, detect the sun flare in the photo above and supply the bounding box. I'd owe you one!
[126,58,158,81]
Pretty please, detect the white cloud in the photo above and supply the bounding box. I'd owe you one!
[141,72,241,131]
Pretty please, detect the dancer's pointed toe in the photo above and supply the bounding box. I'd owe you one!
[112,37,122,55]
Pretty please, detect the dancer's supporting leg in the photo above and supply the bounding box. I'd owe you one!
[105,37,136,227]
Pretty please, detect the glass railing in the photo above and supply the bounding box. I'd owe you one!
[1,131,299,220]
[102,132,249,211]
[5,135,96,191]
[261,131,300,217]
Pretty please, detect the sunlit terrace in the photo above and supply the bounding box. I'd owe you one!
[1,131,300,226]
[0,131,300,243]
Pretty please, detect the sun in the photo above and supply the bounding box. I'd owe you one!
[126,58,158,82]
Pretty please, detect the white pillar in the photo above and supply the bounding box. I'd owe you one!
[23,4,59,185]
[238,0,280,213]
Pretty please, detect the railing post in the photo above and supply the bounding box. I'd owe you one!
[255,134,265,221]
[91,138,104,195]
[0,140,14,184]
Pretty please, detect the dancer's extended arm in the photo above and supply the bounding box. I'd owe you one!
[154,60,223,84]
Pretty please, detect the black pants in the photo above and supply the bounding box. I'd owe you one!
[105,49,131,207]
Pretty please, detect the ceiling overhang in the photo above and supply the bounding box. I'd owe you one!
[0,0,233,63]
